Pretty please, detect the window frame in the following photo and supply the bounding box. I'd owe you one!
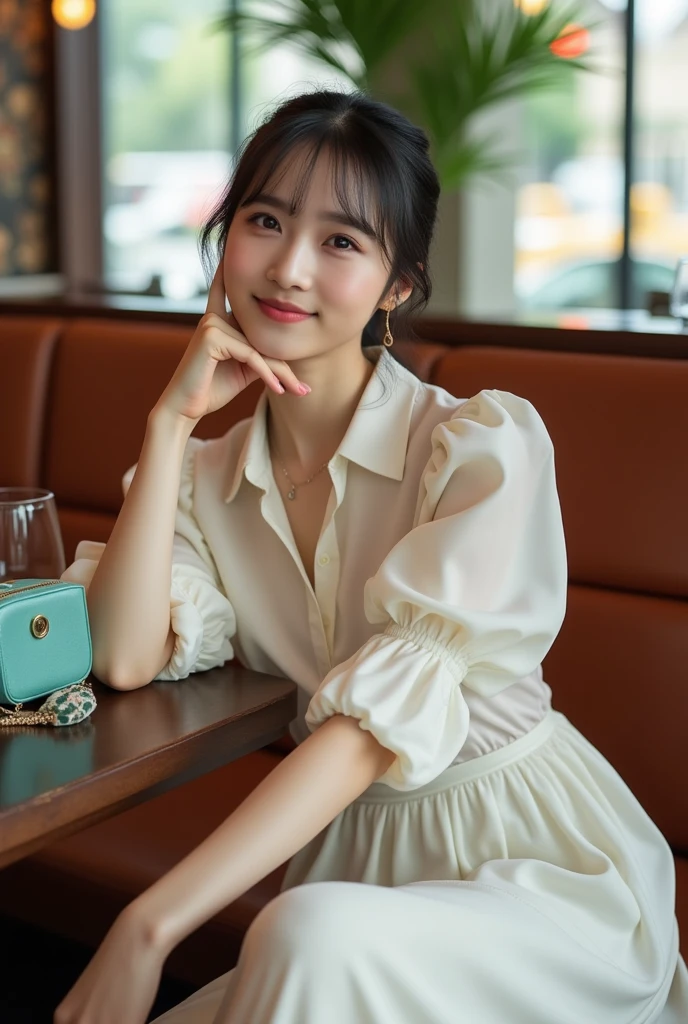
[56,1,640,309]
[54,13,104,293]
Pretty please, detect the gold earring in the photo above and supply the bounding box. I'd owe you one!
[383,305,394,347]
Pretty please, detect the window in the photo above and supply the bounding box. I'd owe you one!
[101,0,232,299]
[97,1,683,312]
[515,0,628,311]
[100,1,350,300]
[516,0,688,312]
[632,0,688,302]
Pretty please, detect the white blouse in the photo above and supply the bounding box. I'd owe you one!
[64,345,568,791]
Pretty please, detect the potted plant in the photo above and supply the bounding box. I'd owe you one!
[214,0,593,192]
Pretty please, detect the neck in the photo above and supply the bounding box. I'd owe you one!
[266,339,377,476]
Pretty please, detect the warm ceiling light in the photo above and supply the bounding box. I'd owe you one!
[550,23,590,59]
[52,0,96,31]
[514,0,549,13]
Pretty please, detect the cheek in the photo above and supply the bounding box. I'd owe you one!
[320,258,385,314]
[223,233,259,312]
[223,233,250,283]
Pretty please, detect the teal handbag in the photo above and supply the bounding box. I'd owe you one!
[0,579,94,725]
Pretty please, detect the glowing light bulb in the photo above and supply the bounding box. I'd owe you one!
[514,0,549,13]
[52,0,96,31]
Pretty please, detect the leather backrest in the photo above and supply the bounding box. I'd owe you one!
[0,317,61,487]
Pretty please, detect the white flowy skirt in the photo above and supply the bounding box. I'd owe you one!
[151,709,688,1023]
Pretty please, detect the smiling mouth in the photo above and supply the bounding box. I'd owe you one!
[254,297,316,322]
[257,297,313,314]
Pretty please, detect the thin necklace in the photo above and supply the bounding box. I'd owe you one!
[271,439,330,500]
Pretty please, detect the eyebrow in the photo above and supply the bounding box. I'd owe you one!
[241,192,377,239]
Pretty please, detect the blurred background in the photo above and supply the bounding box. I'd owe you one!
[2,0,688,319]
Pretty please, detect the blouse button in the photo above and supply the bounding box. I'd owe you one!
[318,554,331,567]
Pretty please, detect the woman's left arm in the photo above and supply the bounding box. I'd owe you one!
[54,714,394,1024]
[140,712,394,949]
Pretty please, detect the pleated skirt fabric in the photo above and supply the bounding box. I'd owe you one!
[151,708,688,1023]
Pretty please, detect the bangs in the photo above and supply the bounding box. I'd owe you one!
[199,89,440,337]
[238,134,394,267]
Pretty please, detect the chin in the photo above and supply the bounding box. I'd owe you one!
[238,319,317,358]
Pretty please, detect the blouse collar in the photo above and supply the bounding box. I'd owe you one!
[223,345,420,503]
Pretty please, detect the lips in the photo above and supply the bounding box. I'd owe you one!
[255,297,315,323]
[259,297,312,313]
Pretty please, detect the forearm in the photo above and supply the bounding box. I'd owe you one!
[87,405,196,688]
[131,714,396,955]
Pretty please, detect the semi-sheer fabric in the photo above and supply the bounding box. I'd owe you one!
[63,345,688,1022]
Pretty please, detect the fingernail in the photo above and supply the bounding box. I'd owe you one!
[298,383,311,395]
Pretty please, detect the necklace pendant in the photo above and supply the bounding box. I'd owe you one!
[287,487,296,500]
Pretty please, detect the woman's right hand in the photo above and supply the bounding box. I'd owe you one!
[157,263,309,423]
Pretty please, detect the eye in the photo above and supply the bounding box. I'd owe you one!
[249,213,280,231]
[326,235,360,252]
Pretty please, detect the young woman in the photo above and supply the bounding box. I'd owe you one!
[56,90,687,1024]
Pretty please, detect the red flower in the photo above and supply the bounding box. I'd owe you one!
[550,23,590,59]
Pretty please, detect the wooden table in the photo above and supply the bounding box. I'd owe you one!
[0,663,297,869]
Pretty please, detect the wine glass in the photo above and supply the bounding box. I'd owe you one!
[669,256,688,329]
[0,488,66,583]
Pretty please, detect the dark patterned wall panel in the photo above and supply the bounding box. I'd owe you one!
[0,0,56,276]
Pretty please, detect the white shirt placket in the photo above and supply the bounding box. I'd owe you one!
[313,455,348,661]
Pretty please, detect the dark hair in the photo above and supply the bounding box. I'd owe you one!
[199,88,440,368]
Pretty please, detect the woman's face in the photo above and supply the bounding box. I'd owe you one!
[223,147,406,362]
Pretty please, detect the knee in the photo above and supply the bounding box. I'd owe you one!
[243,882,371,963]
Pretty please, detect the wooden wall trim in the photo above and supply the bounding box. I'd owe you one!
[2,300,688,359]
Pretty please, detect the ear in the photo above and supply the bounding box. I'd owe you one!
[380,277,413,312]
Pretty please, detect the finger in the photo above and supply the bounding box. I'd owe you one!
[205,262,228,319]
[222,314,309,394]
[263,356,309,395]
[235,343,308,395]
[206,326,305,396]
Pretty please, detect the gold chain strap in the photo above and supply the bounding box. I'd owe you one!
[0,706,58,726]
[0,680,93,727]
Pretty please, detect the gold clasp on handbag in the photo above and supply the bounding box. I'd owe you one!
[31,614,50,639]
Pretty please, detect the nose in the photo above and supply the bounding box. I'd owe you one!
[266,236,314,292]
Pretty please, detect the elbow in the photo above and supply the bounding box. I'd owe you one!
[90,629,175,690]
[106,673,152,692]
[91,657,154,691]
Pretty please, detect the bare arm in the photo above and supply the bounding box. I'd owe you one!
[53,716,396,1023]
[86,409,193,688]
[85,264,308,690]
[131,714,396,954]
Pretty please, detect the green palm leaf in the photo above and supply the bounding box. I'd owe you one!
[212,0,597,191]
[212,0,436,89]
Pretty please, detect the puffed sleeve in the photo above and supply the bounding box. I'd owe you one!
[61,438,236,681]
[304,389,568,791]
